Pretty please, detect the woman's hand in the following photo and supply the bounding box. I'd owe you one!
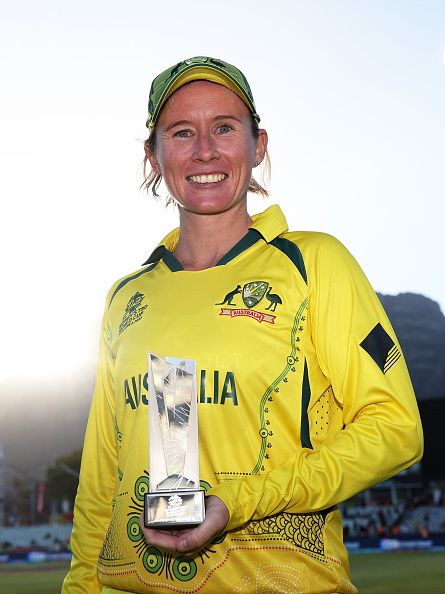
[139,495,230,557]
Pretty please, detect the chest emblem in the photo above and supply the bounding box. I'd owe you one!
[242,281,269,309]
[216,281,282,324]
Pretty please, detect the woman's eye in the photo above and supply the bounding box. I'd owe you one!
[175,129,190,138]
[218,124,231,134]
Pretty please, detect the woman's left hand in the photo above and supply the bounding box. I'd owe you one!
[139,495,230,556]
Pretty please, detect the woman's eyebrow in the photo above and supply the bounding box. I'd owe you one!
[165,115,244,132]
[214,115,243,123]
[165,119,192,131]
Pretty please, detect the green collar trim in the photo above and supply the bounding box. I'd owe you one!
[142,205,289,271]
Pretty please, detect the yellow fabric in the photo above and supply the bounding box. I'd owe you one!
[62,205,422,593]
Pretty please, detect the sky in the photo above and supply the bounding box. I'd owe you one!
[1,0,444,385]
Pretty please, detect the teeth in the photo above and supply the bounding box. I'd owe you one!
[188,174,226,183]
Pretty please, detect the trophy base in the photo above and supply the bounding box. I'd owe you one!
[144,490,205,529]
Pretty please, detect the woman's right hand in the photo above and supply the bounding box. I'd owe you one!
[139,495,230,557]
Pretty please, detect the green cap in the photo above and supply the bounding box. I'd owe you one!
[146,56,260,130]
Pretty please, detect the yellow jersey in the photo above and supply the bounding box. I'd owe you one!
[63,205,422,593]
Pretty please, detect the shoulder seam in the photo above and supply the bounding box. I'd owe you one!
[270,236,308,285]
[108,262,158,309]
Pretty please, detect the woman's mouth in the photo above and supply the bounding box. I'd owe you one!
[187,174,227,184]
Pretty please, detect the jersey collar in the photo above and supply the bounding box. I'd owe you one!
[142,204,288,267]
[248,204,288,243]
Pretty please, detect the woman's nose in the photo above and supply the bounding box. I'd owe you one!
[193,132,219,162]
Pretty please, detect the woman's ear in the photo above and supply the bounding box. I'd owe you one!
[254,128,268,167]
[144,142,161,175]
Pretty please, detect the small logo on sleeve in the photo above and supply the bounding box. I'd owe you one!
[360,323,401,373]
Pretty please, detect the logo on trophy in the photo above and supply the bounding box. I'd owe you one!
[144,353,205,528]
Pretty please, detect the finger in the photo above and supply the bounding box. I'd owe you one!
[176,527,205,553]
[139,513,184,551]
[176,496,229,553]
[176,518,221,553]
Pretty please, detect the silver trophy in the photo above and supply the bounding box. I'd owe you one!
[144,353,205,528]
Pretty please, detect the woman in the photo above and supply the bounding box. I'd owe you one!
[63,56,423,593]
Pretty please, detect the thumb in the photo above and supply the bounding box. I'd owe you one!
[176,496,229,553]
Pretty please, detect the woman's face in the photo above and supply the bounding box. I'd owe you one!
[146,80,267,216]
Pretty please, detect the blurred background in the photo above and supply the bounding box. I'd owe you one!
[0,0,444,569]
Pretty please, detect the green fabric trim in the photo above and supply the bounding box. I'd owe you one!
[142,229,260,273]
[251,299,308,474]
[161,248,184,272]
[216,229,262,266]
[270,237,307,284]
[108,262,158,309]
[301,359,313,449]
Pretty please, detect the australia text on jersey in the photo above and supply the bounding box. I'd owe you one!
[124,369,238,410]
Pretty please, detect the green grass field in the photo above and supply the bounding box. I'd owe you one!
[0,551,444,593]
[0,561,69,594]
[349,550,445,593]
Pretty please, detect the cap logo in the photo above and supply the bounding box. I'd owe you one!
[185,56,208,65]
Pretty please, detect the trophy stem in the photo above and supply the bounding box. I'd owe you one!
[145,354,205,528]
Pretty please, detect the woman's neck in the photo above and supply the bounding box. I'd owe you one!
[173,205,253,271]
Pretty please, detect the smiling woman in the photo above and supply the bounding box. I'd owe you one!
[62,56,423,594]
[141,61,269,208]
[143,80,267,270]
[148,82,265,211]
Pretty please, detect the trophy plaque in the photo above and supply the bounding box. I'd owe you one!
[144,353,205,528]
